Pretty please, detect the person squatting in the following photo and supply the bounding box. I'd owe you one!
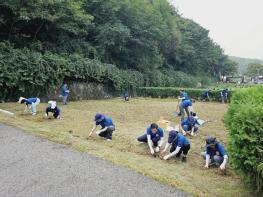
[88,113,115,141]
[17,89,228,172]
[45,101,61,119]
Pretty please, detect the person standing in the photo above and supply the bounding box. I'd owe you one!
[61,83,70,105]
[178,99,193,119]
[220,88,228,104]
[178,89,189,101]
[137,123,164,155]
[18,97,40,115]
[176,90,194,119]
[201,90,211,101]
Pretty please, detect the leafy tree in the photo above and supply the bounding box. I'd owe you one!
[246,63,263,76]
[0,0,239,100]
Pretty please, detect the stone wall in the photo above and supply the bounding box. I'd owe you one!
[46,82,114,102]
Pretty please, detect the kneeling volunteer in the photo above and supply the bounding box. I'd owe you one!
[162,129,190,162]
[201,136,228,170]
[137,123,164,155]
[45,101,61,119]
[88,113,115,141]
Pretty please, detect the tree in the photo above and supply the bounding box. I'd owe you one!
[0,0,236,99]
[246,63,263,76]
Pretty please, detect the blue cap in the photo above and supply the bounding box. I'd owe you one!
[95,113,105,122]
[188,116,195,124]
[206,136,217,147]
[168,130,178,144]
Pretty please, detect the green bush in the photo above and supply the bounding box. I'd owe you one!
[0,41,220,101]
[0,42,144,100]
[224,87,263,192]
[137,87,234,101]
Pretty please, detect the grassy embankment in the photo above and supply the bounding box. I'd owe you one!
[0,98,254,197]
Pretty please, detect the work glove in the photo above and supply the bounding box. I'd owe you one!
[220,164,226,170]
[95,131,101,135]
[155,147,160,153]
[163,155,170,160]
[88,132,93,137]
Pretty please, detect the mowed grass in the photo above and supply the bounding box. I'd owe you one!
[0,98,254,197]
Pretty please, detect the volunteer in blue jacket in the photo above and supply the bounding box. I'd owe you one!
[178,99,193,119]
[123,92,129,101]
[180,113,200,136]
[137,123,164,155]
[61,83,70,105]
[177,90,191,118]
[162,129,190,162]
[201,137,228,170]
[18,97,40,115]
[88,113,115,141]
[45,101,61,119]
[220,88,229,104]
[178,89,189,101]
[201,90,211,101]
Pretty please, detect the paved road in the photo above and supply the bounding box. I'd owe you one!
[0,124,189,197]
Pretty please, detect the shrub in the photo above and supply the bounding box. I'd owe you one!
[0,42,144,100]
[224,86,263,192]
[137,87,234,101]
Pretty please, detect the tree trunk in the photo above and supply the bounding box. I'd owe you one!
[33,22,44,41]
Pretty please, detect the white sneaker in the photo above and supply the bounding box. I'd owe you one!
[106,139,112,142]
[32,113,36,116]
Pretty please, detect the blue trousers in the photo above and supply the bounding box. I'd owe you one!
[99,126,115,140]
[170,144,190,157]
[179,104,190,120]
[182,125,198,133]
[62,95,68,105]
[137,134,160,147]
[201,152,224,166]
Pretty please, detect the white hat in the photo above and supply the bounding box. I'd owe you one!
[18,97,26,104]
[50,101,57,109]
[167,126,175,132]
[168,124,180,132]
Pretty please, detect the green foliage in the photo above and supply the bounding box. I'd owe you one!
[245,63,263,76]
[0,42,143,100]
[137,87,231,101]
[224,87,263,192]
[0,0,238,100]
[229,56,263,74]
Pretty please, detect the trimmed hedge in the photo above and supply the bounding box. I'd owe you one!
[137,87,234,101]
[224,86,263,192]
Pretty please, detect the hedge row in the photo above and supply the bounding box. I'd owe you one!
[137,87,234,101]
[224,86,263,192]
[0,42,144,100]
[0,41,217,101]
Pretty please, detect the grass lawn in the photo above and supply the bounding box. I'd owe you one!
[0,98,254,197]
